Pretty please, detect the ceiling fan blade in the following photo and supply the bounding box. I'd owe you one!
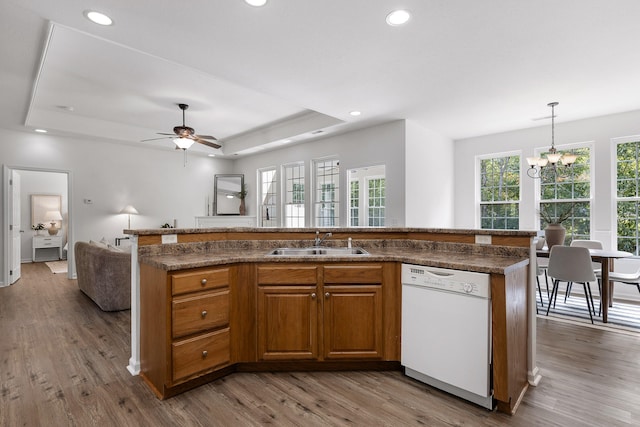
[196,134,218,141]
[141,136,173,142]
[194,136,221,149]
[157,132,176,135]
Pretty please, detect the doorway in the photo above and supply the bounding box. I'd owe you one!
[3,166,73,286]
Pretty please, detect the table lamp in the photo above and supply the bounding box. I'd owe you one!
[45,210,63,235]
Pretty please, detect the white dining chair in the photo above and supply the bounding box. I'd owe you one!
[564,240,603,302]
[595,267,640,315]
[546,246,598,323]
[535,237,550,299]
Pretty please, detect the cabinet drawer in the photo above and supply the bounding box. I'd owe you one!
[172,268,230,296]
[172,328,230,382]
[258,266,317,285]
[172,289,230,338]
[323,265,383,284]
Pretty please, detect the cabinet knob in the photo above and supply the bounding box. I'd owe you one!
[201,310,208,318]
[201,278,207,286]
[202,350,208,358]
[325,292,330,298]
[311,293,317,299]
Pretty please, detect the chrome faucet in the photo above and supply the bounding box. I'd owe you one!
[314,231,333,246]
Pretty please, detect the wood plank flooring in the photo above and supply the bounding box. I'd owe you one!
[1,262,639,426]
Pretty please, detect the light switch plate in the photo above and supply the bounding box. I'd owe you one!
[475,235,492,245]
[161,234,178,244]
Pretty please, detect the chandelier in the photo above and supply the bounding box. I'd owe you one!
[526,102,577,179]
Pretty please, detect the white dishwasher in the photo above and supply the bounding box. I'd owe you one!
[401,263,493,410]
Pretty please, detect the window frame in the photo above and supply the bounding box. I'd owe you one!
[613,136,640,255]
[535,141,594,243]
[312,156,340,227]
[281,161,306,228]
[476,151,521,230]
[258,166,278,227]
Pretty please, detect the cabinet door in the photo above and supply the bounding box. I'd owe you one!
[323,285,383,359]
[258,286,318,360]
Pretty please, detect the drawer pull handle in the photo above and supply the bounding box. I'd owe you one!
[201,310,208,318]
[311,293,317,299]
[202,350,208,358]
[325,292,330,298]
[201,279,207,286]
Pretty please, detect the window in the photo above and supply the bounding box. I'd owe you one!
[349,180,360,226]
[314,158,339,226]
[616,139,640,255]
[367,177,385,226]
[349,165,386,227]
[539,146,591,244]
[283,163,305,227]
[479,155,520,229]
[259,168,278,227]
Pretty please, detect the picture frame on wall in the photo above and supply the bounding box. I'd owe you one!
[31,194,62,227]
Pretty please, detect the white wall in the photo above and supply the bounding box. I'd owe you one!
[18,170,68,262]
[1,127,233,284]
[233,121,408,227]
[405,120,454,227]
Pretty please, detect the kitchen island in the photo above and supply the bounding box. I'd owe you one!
[126,227,536,414]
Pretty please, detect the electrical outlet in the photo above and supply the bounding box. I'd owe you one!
[475,235,492,245]
[83,198,93,204]
[161,234,178,244]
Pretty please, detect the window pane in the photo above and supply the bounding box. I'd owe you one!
[479,155,520,229]
[616,141,640,254]
[314,158,339,227]
[283,163,305,227]
[259,168,278,227]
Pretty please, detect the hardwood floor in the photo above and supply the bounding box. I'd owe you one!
[2,262,639,426]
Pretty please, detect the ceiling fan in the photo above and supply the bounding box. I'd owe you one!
[143,103,221,150]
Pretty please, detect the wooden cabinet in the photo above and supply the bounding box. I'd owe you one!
[257,264,386,362]
[323,265,383,359]
[140,264,233,399]
[257,266,318,360]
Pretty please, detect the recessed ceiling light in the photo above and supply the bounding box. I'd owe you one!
[349,111,362,116]
[386,10,411,26]
[84,10,113,26]
[35,129,47,133]
[245,0,267,6]
[208,154,216,157]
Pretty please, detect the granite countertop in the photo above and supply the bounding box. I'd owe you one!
[125,226,537,237]
[139,246,529,275]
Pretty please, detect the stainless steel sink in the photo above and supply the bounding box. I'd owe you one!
[267,247,369,256]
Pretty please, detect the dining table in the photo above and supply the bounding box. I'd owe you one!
[537,247,633,323]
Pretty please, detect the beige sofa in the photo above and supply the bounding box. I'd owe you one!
[74,241,131,311]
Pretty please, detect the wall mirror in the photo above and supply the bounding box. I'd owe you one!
[31,194,62,228]
[347,164,386,227]
[214,174,244,215]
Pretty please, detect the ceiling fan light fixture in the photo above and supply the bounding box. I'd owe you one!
[386,10,411,26]
[245,0,267,7]
[173,137,195,150]
[83,10,113,26]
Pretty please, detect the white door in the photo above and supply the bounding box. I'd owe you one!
[10,170,21,284]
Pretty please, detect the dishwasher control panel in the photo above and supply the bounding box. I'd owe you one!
[401,264,490,298]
